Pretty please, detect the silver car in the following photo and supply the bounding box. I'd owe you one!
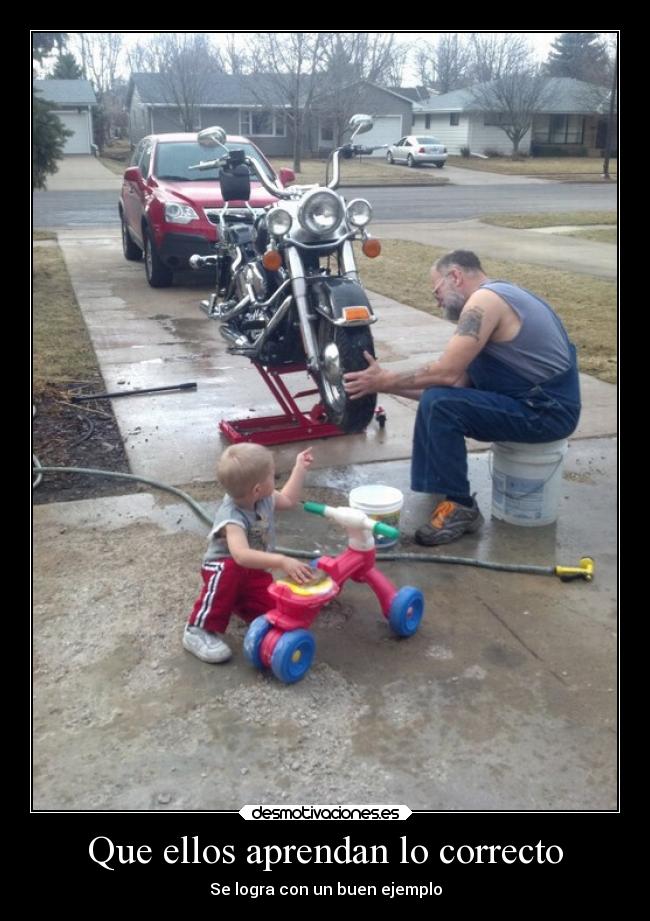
[386,135,448,168]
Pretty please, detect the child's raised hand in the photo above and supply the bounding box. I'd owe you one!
[280,556,316,585]
[296,447,314,470]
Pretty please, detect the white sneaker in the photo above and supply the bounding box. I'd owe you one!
[183,625,232,663]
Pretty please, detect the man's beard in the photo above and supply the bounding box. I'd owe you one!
[442,293,466,323]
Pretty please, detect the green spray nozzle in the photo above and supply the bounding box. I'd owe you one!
[373,521,400,540]
[303,501,327,516]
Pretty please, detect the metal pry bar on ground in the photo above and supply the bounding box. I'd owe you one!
[71,382,197,402]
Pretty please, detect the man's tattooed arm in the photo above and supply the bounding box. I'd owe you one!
[455,306,484,341]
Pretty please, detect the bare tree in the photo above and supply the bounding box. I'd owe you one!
[467,32,531,83]
[247,32,327,172]
[68,33,124,151]
[314,33,406,149]
[75,32,123,96]
[139,33,224,132]
[219,33,250,75]
[415,33,471,94]
[126,41,151,74]
[471,67,554,157]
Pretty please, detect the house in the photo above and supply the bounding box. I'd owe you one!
[33,79,97,155]
[310,82,415,157]
[127,72,292,155]
[126,73,414,158]
[412,77,614,156]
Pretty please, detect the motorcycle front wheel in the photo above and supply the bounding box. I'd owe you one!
[316,321,377,433]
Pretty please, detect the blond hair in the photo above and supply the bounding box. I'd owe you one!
[217,443,274,497]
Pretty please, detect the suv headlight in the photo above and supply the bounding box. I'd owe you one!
[346,198,372,228]
[164,202,199,224]
[298,189,344,236]
[267,207,292,236]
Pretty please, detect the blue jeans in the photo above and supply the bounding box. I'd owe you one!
[411,349,581,498]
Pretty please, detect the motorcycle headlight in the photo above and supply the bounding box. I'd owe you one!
[164,202,199,224]
[298,189,344,236]
[267,207,292,237]
[346,198,372,228]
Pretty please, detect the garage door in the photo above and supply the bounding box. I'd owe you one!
[360,115,403,157]
[56,111,91,155]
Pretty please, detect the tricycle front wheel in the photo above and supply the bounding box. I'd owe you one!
[243,614,272,669]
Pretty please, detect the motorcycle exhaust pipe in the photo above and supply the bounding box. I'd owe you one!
[219,326,250,349]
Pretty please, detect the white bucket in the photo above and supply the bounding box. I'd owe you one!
[349,484,404,548]
[491,439,568,527]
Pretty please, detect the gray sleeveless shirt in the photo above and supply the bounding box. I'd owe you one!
[479,281,572,384]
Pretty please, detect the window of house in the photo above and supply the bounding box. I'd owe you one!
[550,114,584,144]
[240,109,287,137]
[320,120,334,142]
[533,114,585,145]
[450,113,459,126]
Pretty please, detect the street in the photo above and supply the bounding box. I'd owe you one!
[33,181,617,227]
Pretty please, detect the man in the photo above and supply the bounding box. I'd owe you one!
[344,250,581,546]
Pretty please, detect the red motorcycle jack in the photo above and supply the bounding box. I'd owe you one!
[219,361,344,446]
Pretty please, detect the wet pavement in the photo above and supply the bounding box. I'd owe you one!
[32,195,618,812]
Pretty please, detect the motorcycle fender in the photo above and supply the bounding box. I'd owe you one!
[310,277,375,326]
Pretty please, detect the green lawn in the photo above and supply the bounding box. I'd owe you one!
[356,239,617,384]
[270,157,448,186]
[480,211,617,229]
[448,155,617,180]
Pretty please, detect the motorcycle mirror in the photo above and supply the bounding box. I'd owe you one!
[197,125,228,149]
[348,114,374,138]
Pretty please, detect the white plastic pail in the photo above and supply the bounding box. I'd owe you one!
[491,439,568,526]
[349,484,404,548]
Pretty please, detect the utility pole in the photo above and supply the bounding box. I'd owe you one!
[602,42,618,180]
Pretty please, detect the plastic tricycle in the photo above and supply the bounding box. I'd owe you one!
[243,501,425,683]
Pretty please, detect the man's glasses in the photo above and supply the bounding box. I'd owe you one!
[432,272,452,298]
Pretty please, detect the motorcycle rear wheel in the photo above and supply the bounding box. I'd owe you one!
[317,322,377,433]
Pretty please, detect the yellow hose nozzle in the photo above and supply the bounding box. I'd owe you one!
[555,557,595,582]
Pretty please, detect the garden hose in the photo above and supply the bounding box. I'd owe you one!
[32,464,594,582]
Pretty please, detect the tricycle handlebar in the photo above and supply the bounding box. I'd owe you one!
[303,501,399,540]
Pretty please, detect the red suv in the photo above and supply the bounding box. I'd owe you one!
[119,132,294,287]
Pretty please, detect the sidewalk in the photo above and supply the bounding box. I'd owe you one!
[33,223,618,811]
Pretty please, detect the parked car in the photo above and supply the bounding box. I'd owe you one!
[119,132,295,287]
[386,135,447,169]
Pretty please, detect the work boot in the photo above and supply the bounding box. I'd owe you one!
[415,497,484,546]
[183,625,232,663]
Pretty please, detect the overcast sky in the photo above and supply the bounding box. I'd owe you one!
[114,30,563,81]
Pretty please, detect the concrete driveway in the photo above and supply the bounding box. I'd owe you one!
[32,222,617,811]
[44,155,122,191]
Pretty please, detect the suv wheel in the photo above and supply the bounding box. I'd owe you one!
[144,227,173,288]
[121,214,142,261]
[407,154,415,168]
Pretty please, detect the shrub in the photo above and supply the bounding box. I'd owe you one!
[482,147,504,158]
[460,146,471,158]
[531,144,588,158]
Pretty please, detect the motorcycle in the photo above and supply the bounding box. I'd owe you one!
[188,114,383,434]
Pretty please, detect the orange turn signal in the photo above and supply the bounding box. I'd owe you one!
[262,248,283,271]
[342,306,370,322]
[362,238,381,258]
